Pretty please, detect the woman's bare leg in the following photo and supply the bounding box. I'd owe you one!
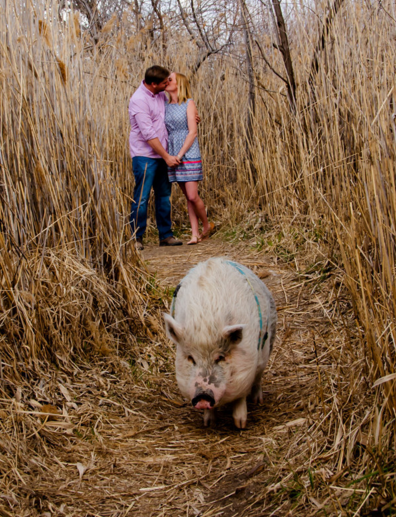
[179,183,200,243]
[183,182,209,234]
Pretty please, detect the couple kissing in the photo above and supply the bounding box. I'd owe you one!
[129,65,215,250]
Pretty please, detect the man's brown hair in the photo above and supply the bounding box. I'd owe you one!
[145,66,170,85]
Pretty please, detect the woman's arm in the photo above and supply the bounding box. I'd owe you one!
[176,101,198,160]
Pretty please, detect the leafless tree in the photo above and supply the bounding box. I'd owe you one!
[309,0,346,88]
[176,0,239,74]
[269,0,296,110]
[58,0,131,42]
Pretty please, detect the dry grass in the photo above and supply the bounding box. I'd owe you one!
[0,236,391,516]
[1,0,396,514]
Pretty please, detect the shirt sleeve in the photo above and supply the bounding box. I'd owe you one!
[129,99,158,142]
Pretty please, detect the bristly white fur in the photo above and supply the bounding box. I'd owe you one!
[163,257,277,428]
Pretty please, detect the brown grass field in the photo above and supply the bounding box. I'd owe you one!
[1,0,395,514]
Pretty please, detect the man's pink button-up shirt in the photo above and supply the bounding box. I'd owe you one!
[128,82,168,159]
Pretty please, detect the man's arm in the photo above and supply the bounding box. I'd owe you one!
[132,105,180,167]
[147,138,180,168]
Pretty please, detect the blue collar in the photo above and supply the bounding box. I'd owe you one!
[225,261,268,350]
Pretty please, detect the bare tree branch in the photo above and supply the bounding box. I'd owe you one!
[271,0,297,110]
[192,48,220,74]
[176,0,203,47]
[176,0,239,76]
[134,0,143,32]
[190,0,213,51]
[150,0,165,51]
[378,0,396,24]
[239,0,257,181]
[309,0,346,85]
[255,39,287,84]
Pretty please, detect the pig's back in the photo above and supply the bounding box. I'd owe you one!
[232,261,277,359]
[173,258,276,359]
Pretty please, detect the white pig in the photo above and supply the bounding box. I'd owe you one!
[163,257,277,429]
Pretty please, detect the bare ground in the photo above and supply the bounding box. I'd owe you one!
[1,236,359,516]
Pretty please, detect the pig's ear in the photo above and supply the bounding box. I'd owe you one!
[222,324,246,347]
[163,313,184,345]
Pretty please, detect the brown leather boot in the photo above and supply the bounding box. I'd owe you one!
[159,236,183,246]
[135,237,144,251]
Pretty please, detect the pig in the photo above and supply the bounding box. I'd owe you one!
[163,257,277,429]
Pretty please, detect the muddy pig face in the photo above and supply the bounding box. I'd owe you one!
[163,313,246,409]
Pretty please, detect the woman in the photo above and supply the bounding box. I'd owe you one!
[165,72,214,245]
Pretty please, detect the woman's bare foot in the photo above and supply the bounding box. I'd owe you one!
[200,222,215,241]
[202,223,210,234]
[187,235,200,245]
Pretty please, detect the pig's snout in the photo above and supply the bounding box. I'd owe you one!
[192,391,215,410]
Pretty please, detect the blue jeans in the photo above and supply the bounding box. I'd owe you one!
[130,156,173,241]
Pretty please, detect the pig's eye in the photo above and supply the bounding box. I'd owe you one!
[187,355,196,365]
[215,355,225,363]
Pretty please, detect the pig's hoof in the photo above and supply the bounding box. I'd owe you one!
[234,416,247,429]
[251,384,263,404]
[233,398,247,429]
[203,408,216,427]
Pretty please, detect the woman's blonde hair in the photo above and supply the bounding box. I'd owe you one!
[176,73,192,104]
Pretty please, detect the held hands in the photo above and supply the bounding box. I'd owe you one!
[165,155,181,168]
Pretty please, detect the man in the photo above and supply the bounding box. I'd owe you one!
[129,65,183,250]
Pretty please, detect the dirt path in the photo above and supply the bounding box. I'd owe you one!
[142,238,282,287]
[119,237,330,516]
[11,236,343,516]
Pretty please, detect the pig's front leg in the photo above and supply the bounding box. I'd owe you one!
[233,397,247,429]
[203,408,216,427]
[251,371,264,404]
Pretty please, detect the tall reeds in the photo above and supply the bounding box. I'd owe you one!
[192,2,396,420]
[0,1,154,379]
